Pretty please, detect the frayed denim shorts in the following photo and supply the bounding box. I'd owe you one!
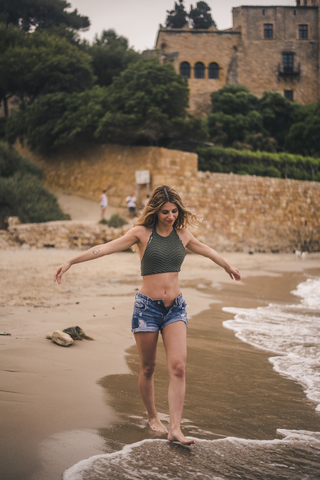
[131,292,188,334]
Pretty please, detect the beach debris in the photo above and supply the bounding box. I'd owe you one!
[0,332,11,336]
[63,326,94,341]
[48,330,74,347]
[46,326,93,346]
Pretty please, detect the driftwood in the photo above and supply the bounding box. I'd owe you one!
[0,332,11,336]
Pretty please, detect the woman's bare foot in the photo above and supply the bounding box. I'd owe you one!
[168,428,195,445]
[147,417,169,434]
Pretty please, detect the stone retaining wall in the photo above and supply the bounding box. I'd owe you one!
[16,143,197,209]
[12,143,320,252]
[1,221,131,250]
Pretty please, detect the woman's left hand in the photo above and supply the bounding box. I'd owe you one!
[225,266,241,281]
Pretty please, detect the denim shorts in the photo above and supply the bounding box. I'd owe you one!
[131,292,188,334]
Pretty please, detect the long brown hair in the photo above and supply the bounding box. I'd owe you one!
[135,185,200,229]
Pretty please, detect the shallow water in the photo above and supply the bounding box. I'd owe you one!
[63,273,320,480]
[64,431,320,480]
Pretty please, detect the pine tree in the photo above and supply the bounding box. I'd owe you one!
[189,2,216,29]
[165,0,188,29]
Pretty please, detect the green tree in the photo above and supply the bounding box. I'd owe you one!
[0,0,90,32]
[189,2,215,29]
[96,57,189,145]
[87,30,140,88]
[165,0,188,28]
[208,111,263,147]
[0,26,94,116]
[257,91,297,148]
[211,85,259,115]
[208,85,263,147]
[284,100,320,156]
[7,86,109,151]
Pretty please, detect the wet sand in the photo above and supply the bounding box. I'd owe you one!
[0,248,320,480]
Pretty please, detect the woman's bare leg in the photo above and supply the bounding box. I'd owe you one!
[134,331,168,434]
[162,321,195,445]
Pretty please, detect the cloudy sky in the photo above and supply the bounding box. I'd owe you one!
[70,0,296,51]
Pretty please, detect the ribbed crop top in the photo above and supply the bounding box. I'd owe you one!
[141,227,186,276]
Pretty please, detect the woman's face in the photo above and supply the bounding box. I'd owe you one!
[157,202,179,226]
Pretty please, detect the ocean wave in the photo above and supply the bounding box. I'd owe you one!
[223,277,320,412]
[63,430,320,480]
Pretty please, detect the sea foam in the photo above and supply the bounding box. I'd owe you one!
[223,276,320,412]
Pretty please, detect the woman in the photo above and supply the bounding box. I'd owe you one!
[54,185,241,445]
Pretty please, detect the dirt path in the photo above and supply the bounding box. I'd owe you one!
[53,190,127,222]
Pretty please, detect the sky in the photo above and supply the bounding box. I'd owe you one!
[69,0,296,51]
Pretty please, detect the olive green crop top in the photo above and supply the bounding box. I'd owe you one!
[141,227,186,276]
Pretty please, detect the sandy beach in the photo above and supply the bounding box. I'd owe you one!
[1,244,320,479]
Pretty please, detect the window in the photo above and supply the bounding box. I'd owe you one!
[180,61,190,78]
[264,24,273,39]
[208,62,219,79]
[194,62,205,79]
[284,90,294,101]
[282,53,294,73]
[299,24,308,39]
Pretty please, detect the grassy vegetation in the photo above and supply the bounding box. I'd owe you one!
[0,141,70,226]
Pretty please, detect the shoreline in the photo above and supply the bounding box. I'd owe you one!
[0,250,320,479]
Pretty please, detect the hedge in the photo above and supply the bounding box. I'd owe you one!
[195,146,320,181]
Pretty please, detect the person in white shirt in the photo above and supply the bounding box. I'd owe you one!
[126,192,137,218]
[100,190,108,220]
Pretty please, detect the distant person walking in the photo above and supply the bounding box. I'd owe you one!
[126,192,137,218]
[100,190,108,220]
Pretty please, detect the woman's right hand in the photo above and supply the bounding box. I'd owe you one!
[54,262,71,284]
[225,266,241,281]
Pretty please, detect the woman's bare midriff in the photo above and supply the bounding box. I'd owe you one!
[140,272,181,307]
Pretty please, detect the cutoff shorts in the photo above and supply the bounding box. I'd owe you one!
[131,292,188,334]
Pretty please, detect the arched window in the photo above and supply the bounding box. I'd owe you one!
[180,61,191,78]
[194,62,205,79]
[208,62,219,79]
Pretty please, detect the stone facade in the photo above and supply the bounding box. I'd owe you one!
[12,143,320,252]
[155,0,320,113]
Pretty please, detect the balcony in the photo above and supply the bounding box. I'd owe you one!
[278,63,301,77]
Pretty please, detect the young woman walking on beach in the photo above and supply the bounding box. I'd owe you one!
[54,185,241,445]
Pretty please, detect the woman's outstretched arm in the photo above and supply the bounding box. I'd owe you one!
[184,231,241,281]
[54,227,141,284]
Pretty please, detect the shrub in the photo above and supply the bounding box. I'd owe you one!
[0,173,70,224]
[196,145,320,181]
[0,142,70,224]
[107,214,127,228]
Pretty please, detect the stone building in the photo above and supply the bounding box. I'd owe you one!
[154,0,320,113]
